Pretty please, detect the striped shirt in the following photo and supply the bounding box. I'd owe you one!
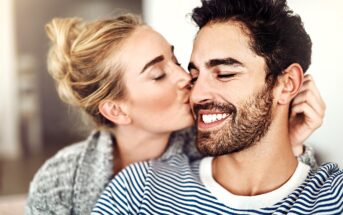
[92,154,343,215]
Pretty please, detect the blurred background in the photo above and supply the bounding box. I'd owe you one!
[0,0,342,213]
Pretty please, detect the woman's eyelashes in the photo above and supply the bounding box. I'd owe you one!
[150,56,182,81]
[153,72,166,81]
[152,62,181,81]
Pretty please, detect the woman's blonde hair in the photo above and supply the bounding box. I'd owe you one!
[45,14,142,128]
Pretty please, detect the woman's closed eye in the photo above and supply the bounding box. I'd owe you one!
[153,73,166,81]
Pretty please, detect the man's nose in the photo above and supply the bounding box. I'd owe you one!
[190,75,214,104]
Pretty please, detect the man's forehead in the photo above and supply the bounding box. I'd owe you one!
[195,24,248,47]
[191,23,255,65]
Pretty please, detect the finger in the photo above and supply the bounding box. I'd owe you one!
[299,75,324,106]
[298,86,326,113]
[299,75,321,100]
[298,76,326,111]
[292,89,324,114]
[290,102,323,129]
[292,91,324,118]
[303,74,313,81]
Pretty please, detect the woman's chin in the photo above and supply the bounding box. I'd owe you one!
[177,117,195,130]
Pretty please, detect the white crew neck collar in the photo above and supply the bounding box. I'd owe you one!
[199,156,310,210]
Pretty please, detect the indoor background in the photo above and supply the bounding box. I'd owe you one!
[0,0,342,213]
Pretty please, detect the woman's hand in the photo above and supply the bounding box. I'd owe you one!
[289,74,326,156]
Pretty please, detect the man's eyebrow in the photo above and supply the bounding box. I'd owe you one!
[187,57,243,72]
[141,55,165,74]
[207,57,243,68]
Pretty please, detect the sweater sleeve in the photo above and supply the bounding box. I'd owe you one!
[297,145,317,169]
[176,126,204,162]
[25,143,83,215]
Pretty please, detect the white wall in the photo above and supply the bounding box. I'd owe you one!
[143,0,200,66]
[0,0,20,159]
[143,0,343,166]
[287,0,343,166]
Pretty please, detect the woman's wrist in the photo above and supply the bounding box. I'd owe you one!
[293,144,304,157]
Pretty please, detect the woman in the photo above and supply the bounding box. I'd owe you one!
[26,14,324,214]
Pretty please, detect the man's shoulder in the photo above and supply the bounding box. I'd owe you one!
[118,153,195,182]
[93,154,203,214]
[309,162,342,185]
[314,163,343,193]
[290,162,343,214]
[102,153,197,199]
[303,162,343,193]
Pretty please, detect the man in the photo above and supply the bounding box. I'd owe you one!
[92,0,342,214]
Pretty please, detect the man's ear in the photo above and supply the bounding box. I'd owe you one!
[98,100,132,125]
[277,63,304,105]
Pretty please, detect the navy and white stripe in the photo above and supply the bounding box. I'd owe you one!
[92,154,343,215]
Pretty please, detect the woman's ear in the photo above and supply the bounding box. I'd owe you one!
[98,100,132,125]
[277,63,304,105]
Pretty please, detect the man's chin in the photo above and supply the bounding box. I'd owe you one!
[196,138,251,156]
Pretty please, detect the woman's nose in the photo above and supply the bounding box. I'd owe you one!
[175,66,191,90]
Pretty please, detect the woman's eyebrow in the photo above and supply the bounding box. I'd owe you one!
[141,45,174,74]
[141,55,165,74]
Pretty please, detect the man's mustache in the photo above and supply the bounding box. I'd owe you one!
[192,102,237,118]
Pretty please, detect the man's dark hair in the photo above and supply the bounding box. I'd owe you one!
[192,0,312,84]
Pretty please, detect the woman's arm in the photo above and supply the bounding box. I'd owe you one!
[297,145,317,169]
[289,75,325,168]
[25,155,75,215]
[289,74,326,156]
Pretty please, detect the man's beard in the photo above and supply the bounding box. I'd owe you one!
[194,85,274,156]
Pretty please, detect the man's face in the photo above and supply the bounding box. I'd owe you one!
[189,21,275,156]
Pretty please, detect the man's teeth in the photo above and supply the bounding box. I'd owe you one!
[202,113,228,124]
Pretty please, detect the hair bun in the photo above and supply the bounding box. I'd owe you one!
[46,18,83,106]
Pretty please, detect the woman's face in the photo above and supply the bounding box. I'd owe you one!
[118,26,194,134]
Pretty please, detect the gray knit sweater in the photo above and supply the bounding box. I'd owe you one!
[25,128,316,215]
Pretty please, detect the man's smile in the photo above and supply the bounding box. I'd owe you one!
[197,109,233,130]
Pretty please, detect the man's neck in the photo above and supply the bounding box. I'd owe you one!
[212,118,298,196]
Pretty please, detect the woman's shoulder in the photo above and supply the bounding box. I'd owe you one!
[31,132,97,183]
[30,130,113,182]
[32,141,85,181]
[26,130,114,214]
